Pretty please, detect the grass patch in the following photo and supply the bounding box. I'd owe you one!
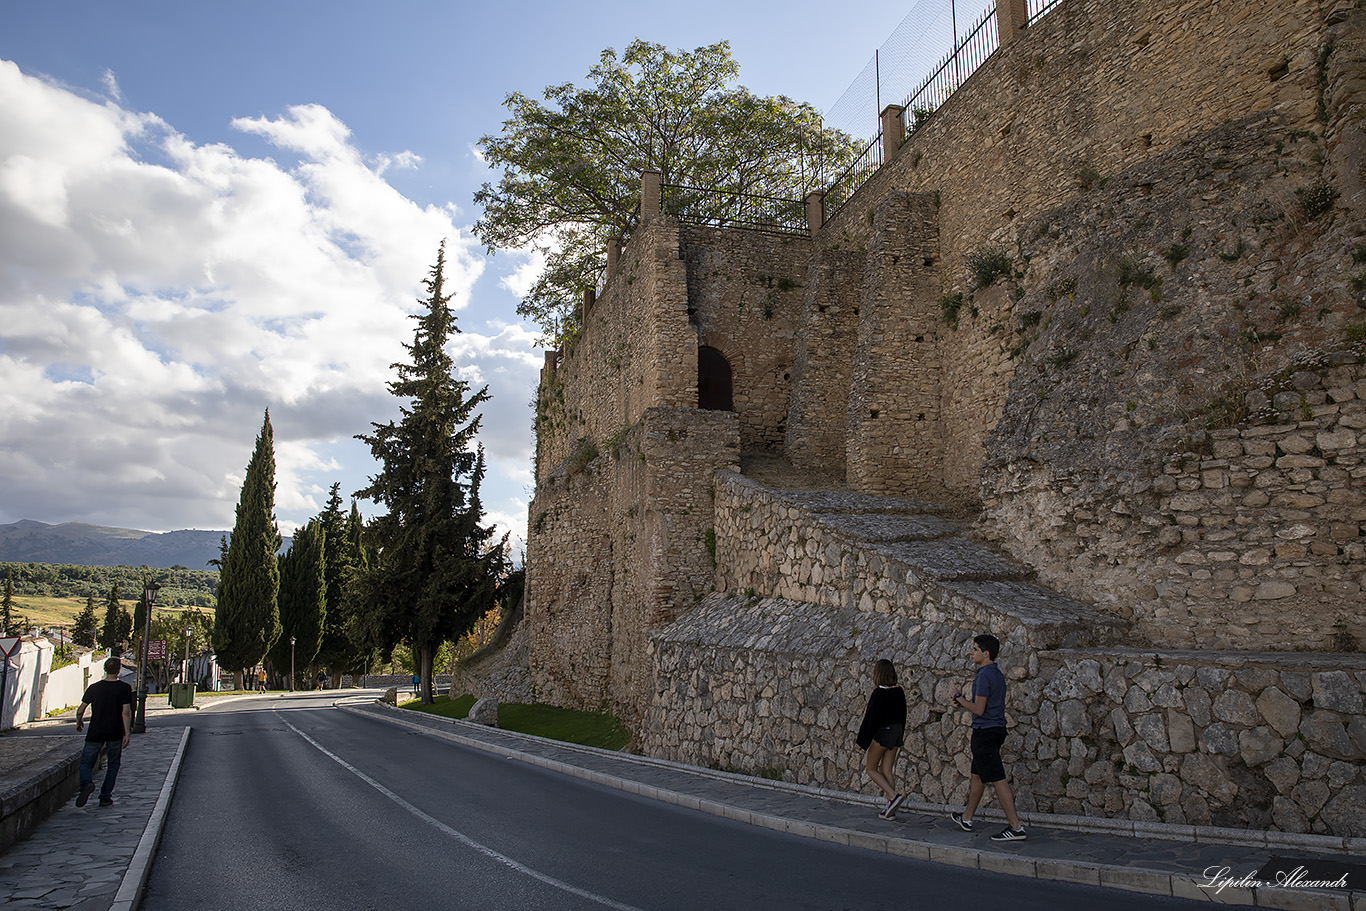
[402,695,631,751]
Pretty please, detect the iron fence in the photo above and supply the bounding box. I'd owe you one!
[660,184,808,236]
[823,134,883,219]
[903,2,999,125]
[1026,0,1064,24]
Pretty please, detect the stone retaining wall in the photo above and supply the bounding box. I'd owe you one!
[642,598,1366,837]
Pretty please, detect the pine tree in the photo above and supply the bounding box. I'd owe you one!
[354,244,506,703]
[268,518,325,686]
[73,594,99,647]
[213,410,283,689]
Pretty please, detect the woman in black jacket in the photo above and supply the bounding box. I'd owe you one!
[856,658,907,819]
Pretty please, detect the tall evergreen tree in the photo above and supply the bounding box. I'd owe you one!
[98,583,131,652]
[354,244,506,703]
[268,518,325,686]
[213,410,283,689]
[73,593,99,647]
[313,484,352,677]
[0,572,13,636]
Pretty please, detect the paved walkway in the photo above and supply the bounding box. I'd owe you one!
[2,692,1362,910]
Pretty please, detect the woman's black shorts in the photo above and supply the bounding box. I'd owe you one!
[873,723,905,749]
[970,726,1007,782]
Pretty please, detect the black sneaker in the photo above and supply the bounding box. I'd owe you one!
[991,826,1027,841]
[878,804,897,820]
[98,797,113,807]
[76,784,94,807]
[950,811,973,832]
[887,793,906,814]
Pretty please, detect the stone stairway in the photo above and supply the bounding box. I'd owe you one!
[712,470,1126,651]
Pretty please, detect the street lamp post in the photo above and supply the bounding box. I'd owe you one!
[183,627,191,684]
[290,636,296,692]
[132,579,159,734]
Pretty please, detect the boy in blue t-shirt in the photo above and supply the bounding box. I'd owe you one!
[948,634,1026,841]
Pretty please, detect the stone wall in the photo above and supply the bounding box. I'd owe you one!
[641,602,1366,838]
[528,408,739,720]
[812,0,1331,501]
[783,247,863,478]
[983,353,1366,651]
[680,224,811,450]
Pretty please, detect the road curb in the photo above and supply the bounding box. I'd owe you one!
[109,725,191,911]
[342,700,1365,911]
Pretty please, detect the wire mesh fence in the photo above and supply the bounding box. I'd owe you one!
[823,0,996,155]
[819,0,1071,221]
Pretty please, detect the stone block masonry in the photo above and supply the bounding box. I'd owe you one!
[525,0,1366,840]
[642,599,1366,836]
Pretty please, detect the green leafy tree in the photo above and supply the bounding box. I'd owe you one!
[353,244,507,703]
[474,39,858,346]
[73,593,99,647]
[268,518,326,687]
[213,410,283,689]
[98,583,131,653]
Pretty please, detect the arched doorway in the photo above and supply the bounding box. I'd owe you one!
[698,346,733,411]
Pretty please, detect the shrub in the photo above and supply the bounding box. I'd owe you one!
[966,248,1012,290]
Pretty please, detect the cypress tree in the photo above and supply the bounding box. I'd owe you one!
[268,518,325,685]
[213,410,283,689]
[73,593,99,647]
[354,243,506,703]
[98,582,130,652]
[0,572,12,636]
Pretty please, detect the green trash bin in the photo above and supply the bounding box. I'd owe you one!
[169,682,196,709]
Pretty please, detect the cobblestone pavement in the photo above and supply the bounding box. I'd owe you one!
[3,692,1363,910]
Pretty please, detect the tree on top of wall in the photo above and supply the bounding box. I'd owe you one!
[474,39,859,348]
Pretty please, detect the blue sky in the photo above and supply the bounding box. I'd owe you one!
[0,0,929,554]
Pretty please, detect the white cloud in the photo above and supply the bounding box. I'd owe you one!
[499,247,547,299]
[0,60,539,534]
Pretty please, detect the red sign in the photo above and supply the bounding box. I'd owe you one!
[145,639,168,660]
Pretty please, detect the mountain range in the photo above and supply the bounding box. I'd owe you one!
[0,520,231,568]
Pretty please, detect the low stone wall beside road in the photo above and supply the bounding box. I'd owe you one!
[641,596,1366,837]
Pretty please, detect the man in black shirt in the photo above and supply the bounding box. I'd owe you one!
[75,655,133,807]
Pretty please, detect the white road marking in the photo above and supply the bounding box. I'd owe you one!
[276,712,646,911]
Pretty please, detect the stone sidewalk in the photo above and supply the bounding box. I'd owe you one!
[2,692,1362,910]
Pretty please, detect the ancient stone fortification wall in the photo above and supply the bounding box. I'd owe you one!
[984,355,1366,650]
[798,0,1330,501]
[535,217,692,475]
[641,602,1366,838]
[527,408,738,719]
[783,247,863,477]
[679,225,811,450]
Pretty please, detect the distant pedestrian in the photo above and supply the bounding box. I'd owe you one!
[411,673,420,696]
[949,634,1026,841]
[257,668,267,692]
[317,670,327,690]
[74,656,133,808]
[856,658,907,820]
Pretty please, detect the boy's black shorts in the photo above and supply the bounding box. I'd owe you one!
[970,726,1008,783]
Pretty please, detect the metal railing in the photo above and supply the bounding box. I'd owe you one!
[660,184,807,236]
[823,133,883,219]
[903,2,999,126]
[1026,0,1064,24]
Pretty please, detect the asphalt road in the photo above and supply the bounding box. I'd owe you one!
[142,694,1213,911]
